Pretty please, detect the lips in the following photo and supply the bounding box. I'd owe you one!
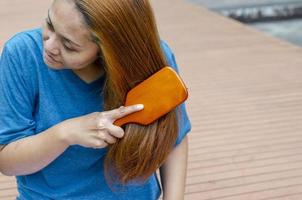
[44,51,61,63]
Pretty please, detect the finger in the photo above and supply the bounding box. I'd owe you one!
[96,130,117,144]
[106,124,125,138]
[96,120,107,130]
[108,104,144,121]
[91,139,108,149]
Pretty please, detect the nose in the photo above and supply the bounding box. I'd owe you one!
[44,34,60,56]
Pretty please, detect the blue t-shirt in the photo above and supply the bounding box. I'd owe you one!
[0,28,191,200]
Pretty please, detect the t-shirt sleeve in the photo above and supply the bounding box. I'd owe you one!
[0,45,36,145]
[161,40,192,146]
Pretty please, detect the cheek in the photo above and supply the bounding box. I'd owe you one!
[61,52,98,69]
[42,25,52,43]
[42,30,48,47]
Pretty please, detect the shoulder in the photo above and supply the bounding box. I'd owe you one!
[1,28,43,73]
[3,28,43,58]
[1,28,42,96]
[160,40,174,58]
[160,40,180,72]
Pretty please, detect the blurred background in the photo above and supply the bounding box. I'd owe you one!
[190,0,302,47]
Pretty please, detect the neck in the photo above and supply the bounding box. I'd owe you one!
[72,63,105,84]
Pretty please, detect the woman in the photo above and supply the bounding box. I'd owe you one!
[0,0,191,199]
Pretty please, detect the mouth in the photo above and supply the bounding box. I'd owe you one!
[44,52,61,64]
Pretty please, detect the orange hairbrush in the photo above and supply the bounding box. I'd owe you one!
[113,66,188,126]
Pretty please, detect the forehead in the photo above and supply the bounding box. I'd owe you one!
[50,0,91,43]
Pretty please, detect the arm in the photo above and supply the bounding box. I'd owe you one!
[0,105,143,177]
[0,44,66,176]
[160,136,188,200]
[0,124,69,176]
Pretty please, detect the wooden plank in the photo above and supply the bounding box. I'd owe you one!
[0,174,17,199]
[152,0,302,199]
[1,0,302,199]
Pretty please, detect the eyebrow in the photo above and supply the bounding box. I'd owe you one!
[47,9,81,48]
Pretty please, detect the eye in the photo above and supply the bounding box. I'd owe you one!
[63,42,76,52]
[45,18,54,32]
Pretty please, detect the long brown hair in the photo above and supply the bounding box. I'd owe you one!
[74,0,179,184]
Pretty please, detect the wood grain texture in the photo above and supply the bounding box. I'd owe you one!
[1,0,302,199]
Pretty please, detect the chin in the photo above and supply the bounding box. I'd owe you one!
[44,61,65,70]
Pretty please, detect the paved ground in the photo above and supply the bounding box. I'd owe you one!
[2,0,302,199]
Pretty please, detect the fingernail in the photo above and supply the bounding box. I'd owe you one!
[136,104,144,109]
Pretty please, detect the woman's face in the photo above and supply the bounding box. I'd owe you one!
[42,0,99,70]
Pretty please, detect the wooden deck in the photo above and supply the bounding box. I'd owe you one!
[2,0,302,199]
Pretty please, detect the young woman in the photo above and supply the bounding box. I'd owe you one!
[0,0,191,199]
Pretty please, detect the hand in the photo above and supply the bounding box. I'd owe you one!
[56,104,144,148]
